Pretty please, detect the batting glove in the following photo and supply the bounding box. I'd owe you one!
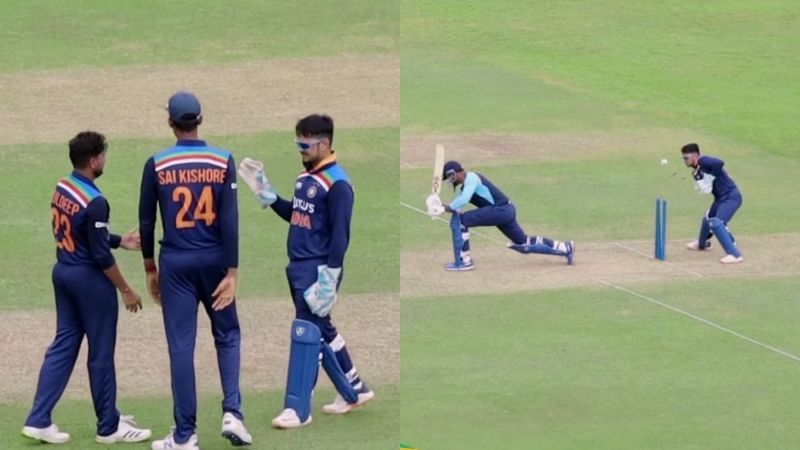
[238,157,278,207]
[425,194,445,219]
[304,265,341,317]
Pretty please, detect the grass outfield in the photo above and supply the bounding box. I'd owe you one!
[400,0,800,449]
[2,385,398,450]
[402,280,800,449]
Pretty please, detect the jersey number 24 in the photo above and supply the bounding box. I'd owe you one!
[172,186,216,229]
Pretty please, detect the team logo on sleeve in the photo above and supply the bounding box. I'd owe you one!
[94,221,109,229]
[307,185,317,199]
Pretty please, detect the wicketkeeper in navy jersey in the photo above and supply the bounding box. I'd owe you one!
[239,114,374,429]
[139,92,252,449]
[681,143,744,264]
[426,161,574,271]
[22,131,151,445]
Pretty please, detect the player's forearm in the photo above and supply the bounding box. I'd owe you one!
[221,224,239,269]
[103,263,133,293]
[326,182,353,268]
[139,158,158,259]
[270,196,293,222]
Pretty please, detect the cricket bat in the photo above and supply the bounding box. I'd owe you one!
[432,144,445,195]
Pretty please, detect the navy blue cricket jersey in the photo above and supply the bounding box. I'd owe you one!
[271,154,353,268]
[139,139,239,268]
[50,172,120,269]
[696,155,739,199]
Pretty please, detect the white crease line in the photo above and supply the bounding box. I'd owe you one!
[614,242,705,279]
[602,281,800,364]
[399,201,508,245]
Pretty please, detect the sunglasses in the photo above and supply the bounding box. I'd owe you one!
[445,169,457,181]
[294,138,325,152]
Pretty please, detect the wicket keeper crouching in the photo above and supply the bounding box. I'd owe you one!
[427,161,574,271]
[239,114,374,429]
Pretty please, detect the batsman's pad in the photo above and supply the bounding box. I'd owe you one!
[449,212,472,264]
[283,319,322,423]
[507,242,563,256]
[708,217,741,257]
[320,341,358,404]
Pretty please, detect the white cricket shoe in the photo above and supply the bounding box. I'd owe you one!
[720,254,744,264]
[221,412,251,446]
[21,424,70,444]
[95,415,152,444]
[271,408,311,429]
[151,429,199,450]
[686,240,712,250]
[322,389,375,415]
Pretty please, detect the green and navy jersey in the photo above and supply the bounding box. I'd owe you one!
[139,139,239,268]
[50,172,120,269]
[271,155,353,268]
[449,172,510,210]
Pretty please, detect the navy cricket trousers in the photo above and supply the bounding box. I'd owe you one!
[26,263,120,436]
[460,203,527,245]
[159,249,242,444]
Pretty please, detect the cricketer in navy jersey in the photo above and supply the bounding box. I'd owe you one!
[681,143,744,264]
[23,131,151,445]
[239,114,373,429]
[139,92,252,448]
[426,160,574,271]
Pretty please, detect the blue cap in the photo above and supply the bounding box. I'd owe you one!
[443,160,463,178]
[167,91,202,123]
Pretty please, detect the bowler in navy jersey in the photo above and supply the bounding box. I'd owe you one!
[23,131,150,445]
[139,92,252,449]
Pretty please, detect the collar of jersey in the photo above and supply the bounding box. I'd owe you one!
[175,139,207,147]
[307,153,337,174]
[70,170,99,190]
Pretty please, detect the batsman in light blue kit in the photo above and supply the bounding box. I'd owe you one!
[681,143,744,264]
[139,92,252,449]
[427,161,574,271]
[239,114,374,429]
[23,131,151,445]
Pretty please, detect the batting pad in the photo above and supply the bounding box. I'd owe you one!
[283,319,322,422]
[321,341,358,404]
[708,217,741,257]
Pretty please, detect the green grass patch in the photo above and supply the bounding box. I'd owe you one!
[0,0,396,72]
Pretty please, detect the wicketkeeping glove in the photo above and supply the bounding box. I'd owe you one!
[426,194,445,219]
[303,265,341,317]
[238,157,278,207]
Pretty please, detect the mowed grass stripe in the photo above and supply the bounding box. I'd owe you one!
[401,0,799,157]
[0,55,399,146]
[0,127,399,309]
[0,0,396,72]
[401,283,800,449]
